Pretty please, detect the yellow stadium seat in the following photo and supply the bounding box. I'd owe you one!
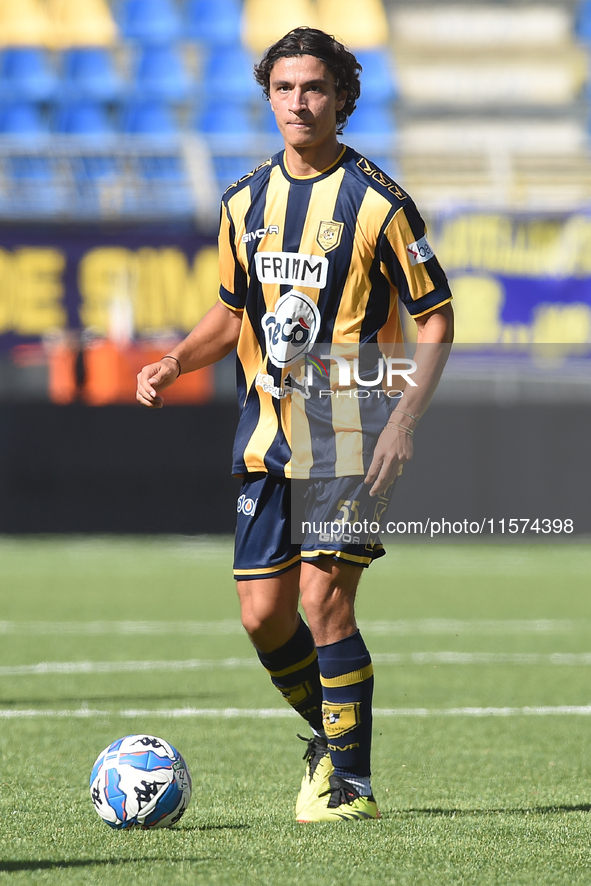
[0,0,53,47]
[242,0,317,54]
[317,0,389,49]
[48,0,117,48]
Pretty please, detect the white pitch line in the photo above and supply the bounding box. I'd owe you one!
[0,619,584,636]
[0,658,257,677]
[6,652,591,677]
[3,706,591,720]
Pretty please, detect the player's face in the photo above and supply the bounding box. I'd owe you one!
[268,55,347,153]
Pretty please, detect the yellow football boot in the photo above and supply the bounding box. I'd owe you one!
[294,735,334,819]
[296,774,379,822]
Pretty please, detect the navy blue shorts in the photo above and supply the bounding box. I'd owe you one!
[233,473,395,581]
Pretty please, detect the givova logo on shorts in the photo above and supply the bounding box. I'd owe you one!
[237,495,258,516]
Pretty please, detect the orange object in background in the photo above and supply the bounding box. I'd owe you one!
[48,340,213,405]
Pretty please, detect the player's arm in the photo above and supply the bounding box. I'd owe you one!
[364,301,454,495]
[136,300,242,408]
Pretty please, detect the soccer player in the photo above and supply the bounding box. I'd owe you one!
[137,27,453,822]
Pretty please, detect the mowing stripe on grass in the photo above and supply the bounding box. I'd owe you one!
[6,652,591,676]
[0,619,584,636]
[4,706,591,719]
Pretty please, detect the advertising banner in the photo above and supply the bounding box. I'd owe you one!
[0,225,219,351]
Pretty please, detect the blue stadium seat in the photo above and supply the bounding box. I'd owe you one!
[345,99,397,137]
[122,100,179,135]
[201,47,258,101]
[196,102,259,135]
[185,0,241,45]
[355,49,398,103]
[0,48,58,102]
[212,155,254,191]
[61,48,123,102]
[576,0,591,41]
[5,154,63,216]
[118,0,182,43]
[54,102,113,136]
[138,155,184,179]
[261,101,283,135]
[0,102,48,136]
[8,155,53,181]
[135,153,194,216]
[73,155,119,181]
[133,44,191,101]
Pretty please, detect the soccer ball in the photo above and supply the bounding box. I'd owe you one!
[89,734,192,829]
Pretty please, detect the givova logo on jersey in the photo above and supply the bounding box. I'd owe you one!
[262,291,321,368]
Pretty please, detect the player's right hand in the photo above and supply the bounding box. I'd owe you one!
[136,359,179,408]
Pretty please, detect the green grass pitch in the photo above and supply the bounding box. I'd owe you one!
[1,537,591,885]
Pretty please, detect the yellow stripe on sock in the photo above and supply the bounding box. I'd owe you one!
[320,663,374,688]
[265,648,318,678]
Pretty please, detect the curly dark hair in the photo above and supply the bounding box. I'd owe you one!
[253,27,362,133]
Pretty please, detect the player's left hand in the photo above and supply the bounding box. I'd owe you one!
[364,425,413,496]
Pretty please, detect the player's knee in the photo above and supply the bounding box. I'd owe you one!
[239,606,279,639]
[240,605,299,650]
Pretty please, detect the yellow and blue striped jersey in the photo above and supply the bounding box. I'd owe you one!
[218,145,452,478]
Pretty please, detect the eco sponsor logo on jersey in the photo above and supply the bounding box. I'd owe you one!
[262,290,321,368]
[241,224,279,244]
[255,252,328,288]
[237,494,258,516]
[406,235,434,265]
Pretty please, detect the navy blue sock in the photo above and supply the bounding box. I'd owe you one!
[256,616,324,732]
[316,631,373,779]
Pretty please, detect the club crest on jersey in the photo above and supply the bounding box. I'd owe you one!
[262,290,320,368]
[316,219,344,253]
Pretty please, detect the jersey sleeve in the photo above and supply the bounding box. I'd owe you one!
[379,200,452,317]
[218,200,247,311]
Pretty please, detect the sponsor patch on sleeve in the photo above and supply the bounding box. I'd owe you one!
[406,235,434,265]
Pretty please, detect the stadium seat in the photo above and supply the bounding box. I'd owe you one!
[135,154,194,217]
[122,100,179,135]
[355,49,398,103]
[138,154,184,179]
[317,0,389,49]
[48,0,117,48]
[118,0,182,43]
[576,0,591,42]
[345,98,396,136]
[61,48,122,102]
[212,154,255,191]
[54,101,113,136]
[71,154,118,181]
[201,46,258,101]
[133,44,191,102]
[5,154,63,215]
[0,101,48,135]
[196,101,259,135]
[241,0,317,54]
[0,0,53,47]
[185,0,242,46]
[0,48,58,101]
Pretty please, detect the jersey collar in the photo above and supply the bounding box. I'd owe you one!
[280,145,347,182]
